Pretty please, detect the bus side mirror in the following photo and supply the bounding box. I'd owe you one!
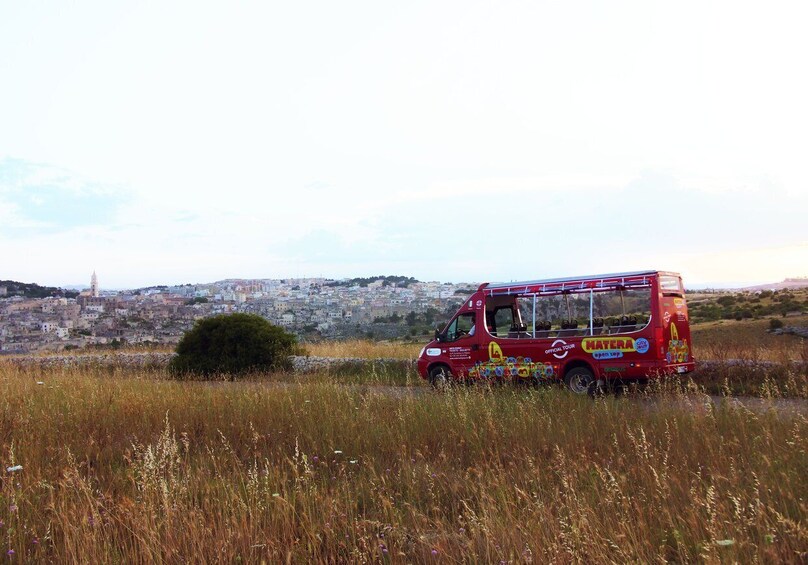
[434,327,443,342]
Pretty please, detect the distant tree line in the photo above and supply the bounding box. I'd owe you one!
[0,280,78,299]
[326,275,420,288]
[688,289,808,322]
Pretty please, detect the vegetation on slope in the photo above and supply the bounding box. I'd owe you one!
[0,280,78,299]
[687,287,808,323]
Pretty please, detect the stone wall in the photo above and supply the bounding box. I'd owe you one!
[4,352,416,373]
[771,326,808,339]
[5,352,174,369]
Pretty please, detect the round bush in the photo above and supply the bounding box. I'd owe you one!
[169,313,297,378]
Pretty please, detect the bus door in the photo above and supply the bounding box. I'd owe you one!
[440,310,484,378]
[476,302,552,381]
[658,275,692,367]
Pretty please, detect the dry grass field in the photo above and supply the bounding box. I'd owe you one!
[305,339,421,360]
[691,315,807,362]
[1,362,806,562]
[1,315,805,561]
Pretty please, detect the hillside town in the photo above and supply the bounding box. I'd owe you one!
[0,273,472,353]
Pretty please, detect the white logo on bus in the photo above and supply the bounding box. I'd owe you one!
[545,339,575,359]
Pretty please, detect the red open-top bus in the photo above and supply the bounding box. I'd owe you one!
[417,270,695,393]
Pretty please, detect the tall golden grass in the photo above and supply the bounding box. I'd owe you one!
[304,339,421,360]
[0,363,805,562]
[691,315,808,364]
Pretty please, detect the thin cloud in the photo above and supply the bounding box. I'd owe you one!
[0,159,129,235]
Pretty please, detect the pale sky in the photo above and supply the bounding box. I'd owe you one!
[1,1,806,289]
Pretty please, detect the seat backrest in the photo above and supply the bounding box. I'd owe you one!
[534,320,552,338]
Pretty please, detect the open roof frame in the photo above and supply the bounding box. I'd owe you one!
[482,270,669,298]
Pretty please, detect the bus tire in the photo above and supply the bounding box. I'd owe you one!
[587,378,607,398]
[564,366,594,395]
[429,365,452,391]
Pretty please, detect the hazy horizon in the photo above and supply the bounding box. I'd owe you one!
[16,272,806,293]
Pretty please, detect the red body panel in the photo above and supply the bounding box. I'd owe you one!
[417,270,696,384]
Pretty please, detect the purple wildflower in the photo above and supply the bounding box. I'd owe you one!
[6,549,14,557]
[431,548,439,556]
[9,505,17,513]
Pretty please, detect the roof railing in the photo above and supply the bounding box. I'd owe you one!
[485,277,653,297]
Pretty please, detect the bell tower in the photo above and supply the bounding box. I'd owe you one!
[91,271,99,297]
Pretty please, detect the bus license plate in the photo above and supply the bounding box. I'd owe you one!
[676,366,687,374]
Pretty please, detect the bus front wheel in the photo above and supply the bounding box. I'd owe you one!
[564,367,594,395]
[429,365,452,390]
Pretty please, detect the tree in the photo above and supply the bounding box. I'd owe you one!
[168,313,297,378]
[717,295,736,307]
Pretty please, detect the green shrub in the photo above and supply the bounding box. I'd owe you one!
[169,313,297,378]
[769,318,784,330]
[717,295,736,307]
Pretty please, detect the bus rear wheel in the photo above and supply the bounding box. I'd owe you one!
[429,365,452,390]
[564,367,595,395]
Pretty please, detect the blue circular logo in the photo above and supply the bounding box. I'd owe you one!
[635,338,650,354]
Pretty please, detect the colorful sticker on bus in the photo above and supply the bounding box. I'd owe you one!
[582,337,637,353]
[467,341,555,380]
[593,350,623,360]
[666,323,690,363]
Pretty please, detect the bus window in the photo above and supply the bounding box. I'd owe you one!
[517,287,652,336]
[593,287,652,333]
[660,276,682,295]
[492,307,514,336]
[444,313,475,342]
[519,294,588,334]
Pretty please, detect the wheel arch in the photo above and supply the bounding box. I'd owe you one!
[562,358,596,379]
[427,362,452,377]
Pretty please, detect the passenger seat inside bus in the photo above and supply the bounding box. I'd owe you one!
[534,320,552,338]
[590,317,605,335]
[558,320,578,337]
[508,324,531,339]
[611,315,637,333]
